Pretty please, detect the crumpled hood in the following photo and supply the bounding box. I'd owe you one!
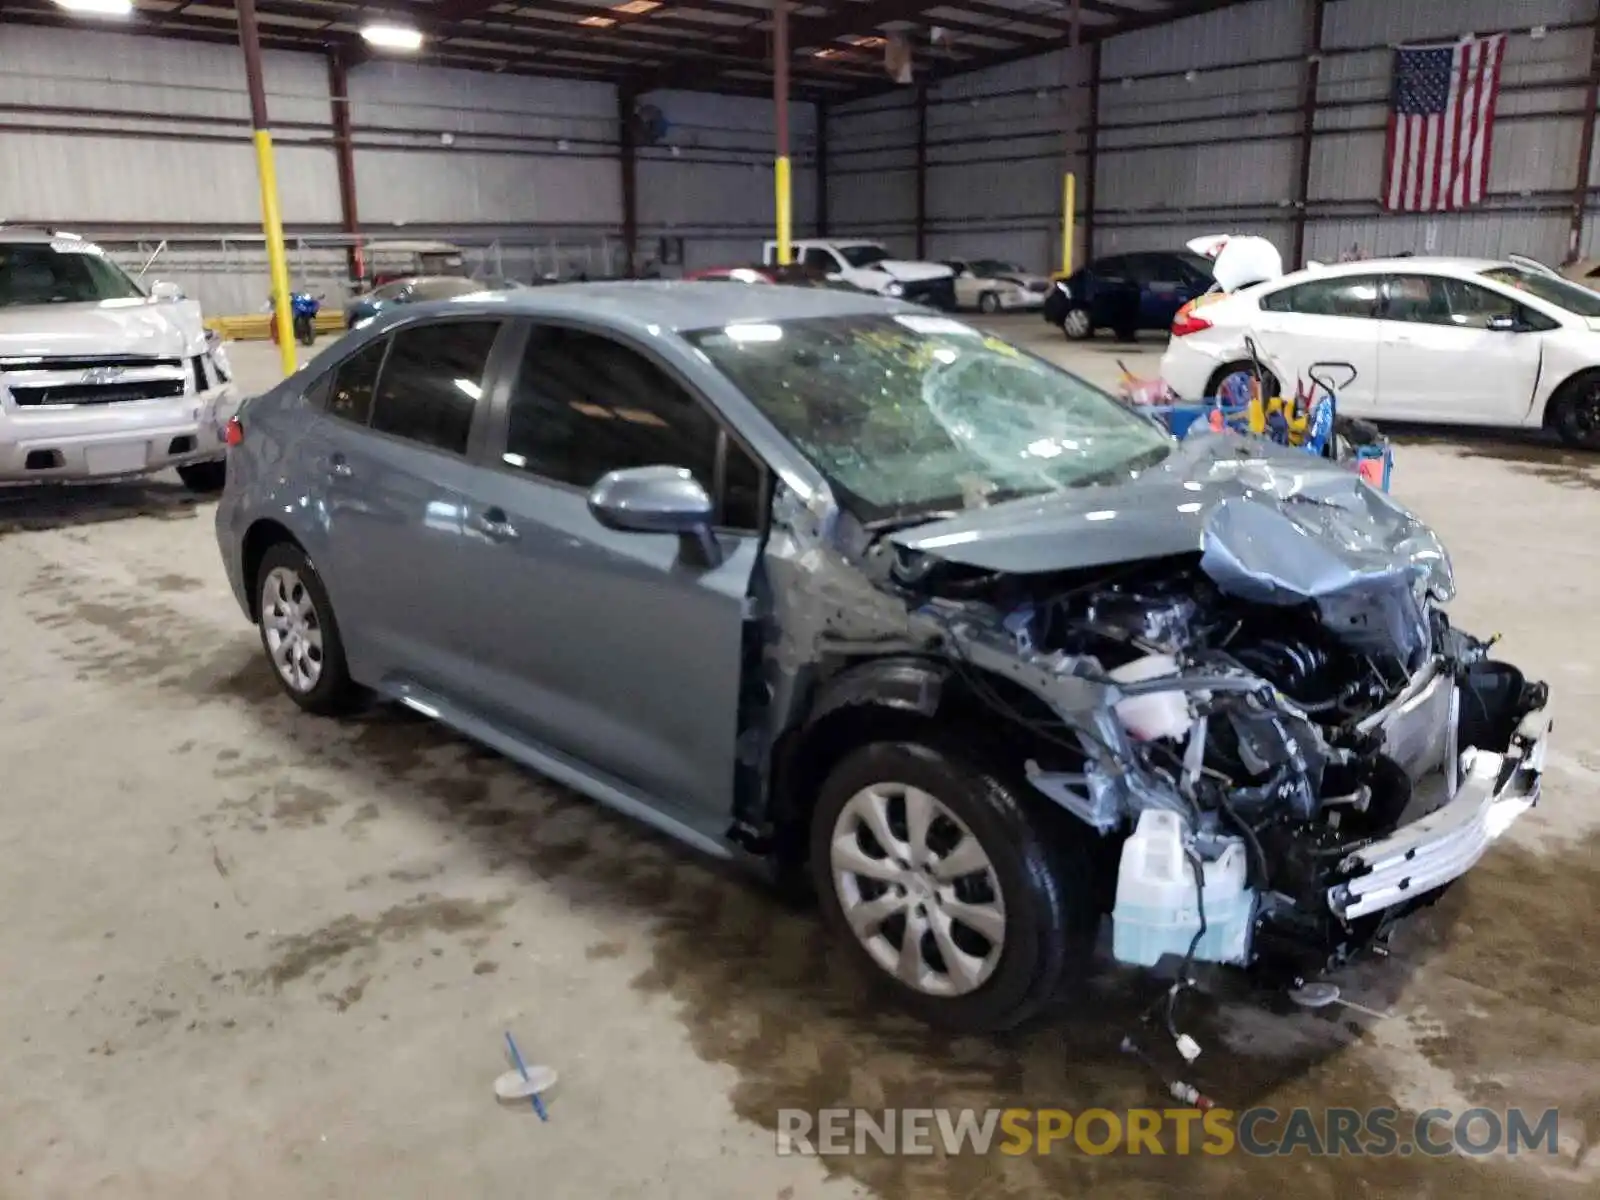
[890,432,1453,664]
[0,298,208,361]
[875,261,955,282]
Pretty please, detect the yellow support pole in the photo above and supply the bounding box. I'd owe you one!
[237,0,296,377]
[1062,172,1076,276]
[775,155,793,266]
[254,131,297,376]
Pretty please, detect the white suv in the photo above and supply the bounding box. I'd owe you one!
[0,227,237,491]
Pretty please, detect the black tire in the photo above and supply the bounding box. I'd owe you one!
[1205,360,1280,402]
[978,291,1001,315]
[177,459,226,493]
[809,740,1098,1033]
[253,542,364,716]
[1061,307,1094,341]
[1546,371,1600,449]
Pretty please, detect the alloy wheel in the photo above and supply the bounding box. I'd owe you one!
[1063,308,1091,338]
[260,566,325,694]
[829,782,1007,997]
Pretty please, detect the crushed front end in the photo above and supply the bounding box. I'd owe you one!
[882,440,1552,983]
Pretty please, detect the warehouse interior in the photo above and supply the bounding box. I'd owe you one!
[2,0,1600,1197]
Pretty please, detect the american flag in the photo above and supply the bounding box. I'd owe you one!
[1383,33,1506,212]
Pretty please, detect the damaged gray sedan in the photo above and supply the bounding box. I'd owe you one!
[215,283,1551,1033]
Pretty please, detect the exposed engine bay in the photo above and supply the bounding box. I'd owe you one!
[865,450,1552,980]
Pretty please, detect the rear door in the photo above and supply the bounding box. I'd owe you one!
[1253,274,1383,413]
[309,317,504,691]
[449,321,768,833]
[1375,274,1547,424]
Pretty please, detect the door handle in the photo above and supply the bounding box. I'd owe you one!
[329,452,353,479]
[470,507,520,542]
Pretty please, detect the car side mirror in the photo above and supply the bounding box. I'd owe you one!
[149,280,184,301]
[1487,314,1525,333]
[587,465,720,566]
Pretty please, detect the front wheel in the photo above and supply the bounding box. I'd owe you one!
[810,741,1097,1033]
[294,315,316,346]
[1547,372,1600,449]
[177,459,226,493]
[1061,307,1094,340]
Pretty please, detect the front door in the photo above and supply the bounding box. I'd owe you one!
[450,321,767,832]
[1375,274,1546,424]
[308,318,502,692]
[1251,273,1384,414]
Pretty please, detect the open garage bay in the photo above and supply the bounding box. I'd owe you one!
[1,327,1597,1199]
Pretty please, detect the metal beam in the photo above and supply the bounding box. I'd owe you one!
[619,85,639,277]
[1083,41,1100,263]
[1571,6,1600,263]
[1290,0,1325,269]
[918,0,1260,85]
[914,84,928,259]
[633,0,948,95]
[775,0,793,265]
[816,101,830,236]
[327,49,364,283]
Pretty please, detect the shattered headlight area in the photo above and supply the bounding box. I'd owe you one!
[886,460,1550,981]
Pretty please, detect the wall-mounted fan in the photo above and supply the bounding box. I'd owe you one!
[632,102,669,145]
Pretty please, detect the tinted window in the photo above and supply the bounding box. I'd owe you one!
[1385,275,1516,328]
[1090,256,1126,277]
[1260,276,1379,318]
[803,247,838,271]
[1122,256,1163,286]
[1479,265,1600,317]
[720,439,766,531]
[326,337,387,424]
[368,320,499,454]
[504,325,724,494]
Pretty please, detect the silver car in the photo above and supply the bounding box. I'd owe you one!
[214,283,1550,1033]
[0,226,235,491]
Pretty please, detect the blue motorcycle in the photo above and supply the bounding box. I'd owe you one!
[270,291,323,346]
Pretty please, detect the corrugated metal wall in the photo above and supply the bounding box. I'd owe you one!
[827,50,1087,271]
[823,0,1600,274]
[1095,0,1309,257]
[0,25,804,309]
[635,90,818,270]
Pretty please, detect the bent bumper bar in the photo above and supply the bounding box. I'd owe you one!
[1327,707,1549,921]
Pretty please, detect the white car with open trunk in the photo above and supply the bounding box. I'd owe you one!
[0,225,238,491]
[1160,254,1600,448]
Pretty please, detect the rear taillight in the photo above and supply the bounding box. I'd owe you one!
[1171,312,1213,337]
[224,416,244,447]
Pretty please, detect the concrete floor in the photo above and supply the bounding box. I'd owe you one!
[1,314,1597,1198]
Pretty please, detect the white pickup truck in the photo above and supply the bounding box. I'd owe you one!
[0,226,237,492]
[762,239,957,309]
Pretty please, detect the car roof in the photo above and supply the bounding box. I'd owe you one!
[375,279,912,334]
[0,225,70,245]
[1284,256,1509,280]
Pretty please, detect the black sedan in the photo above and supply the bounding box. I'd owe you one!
[1043,250,1214,340]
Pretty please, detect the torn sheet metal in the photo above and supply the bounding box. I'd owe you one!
[1196,444,1453,668]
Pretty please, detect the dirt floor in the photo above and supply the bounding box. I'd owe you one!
[1,315,1597,1198]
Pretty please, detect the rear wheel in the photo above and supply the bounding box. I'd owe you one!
[1205,360,1280,404]
[254,542,363,715]
[810,740,1098,1033]
[1547,371,1600,449]
[978,291,1001,315]
[177,459,226,493]
[1061,307,1093,340]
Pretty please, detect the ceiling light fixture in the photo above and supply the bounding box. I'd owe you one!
[53,0,134,16]
[361,22,425,51]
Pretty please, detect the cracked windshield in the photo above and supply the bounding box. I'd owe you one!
[688,313,1172,523]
